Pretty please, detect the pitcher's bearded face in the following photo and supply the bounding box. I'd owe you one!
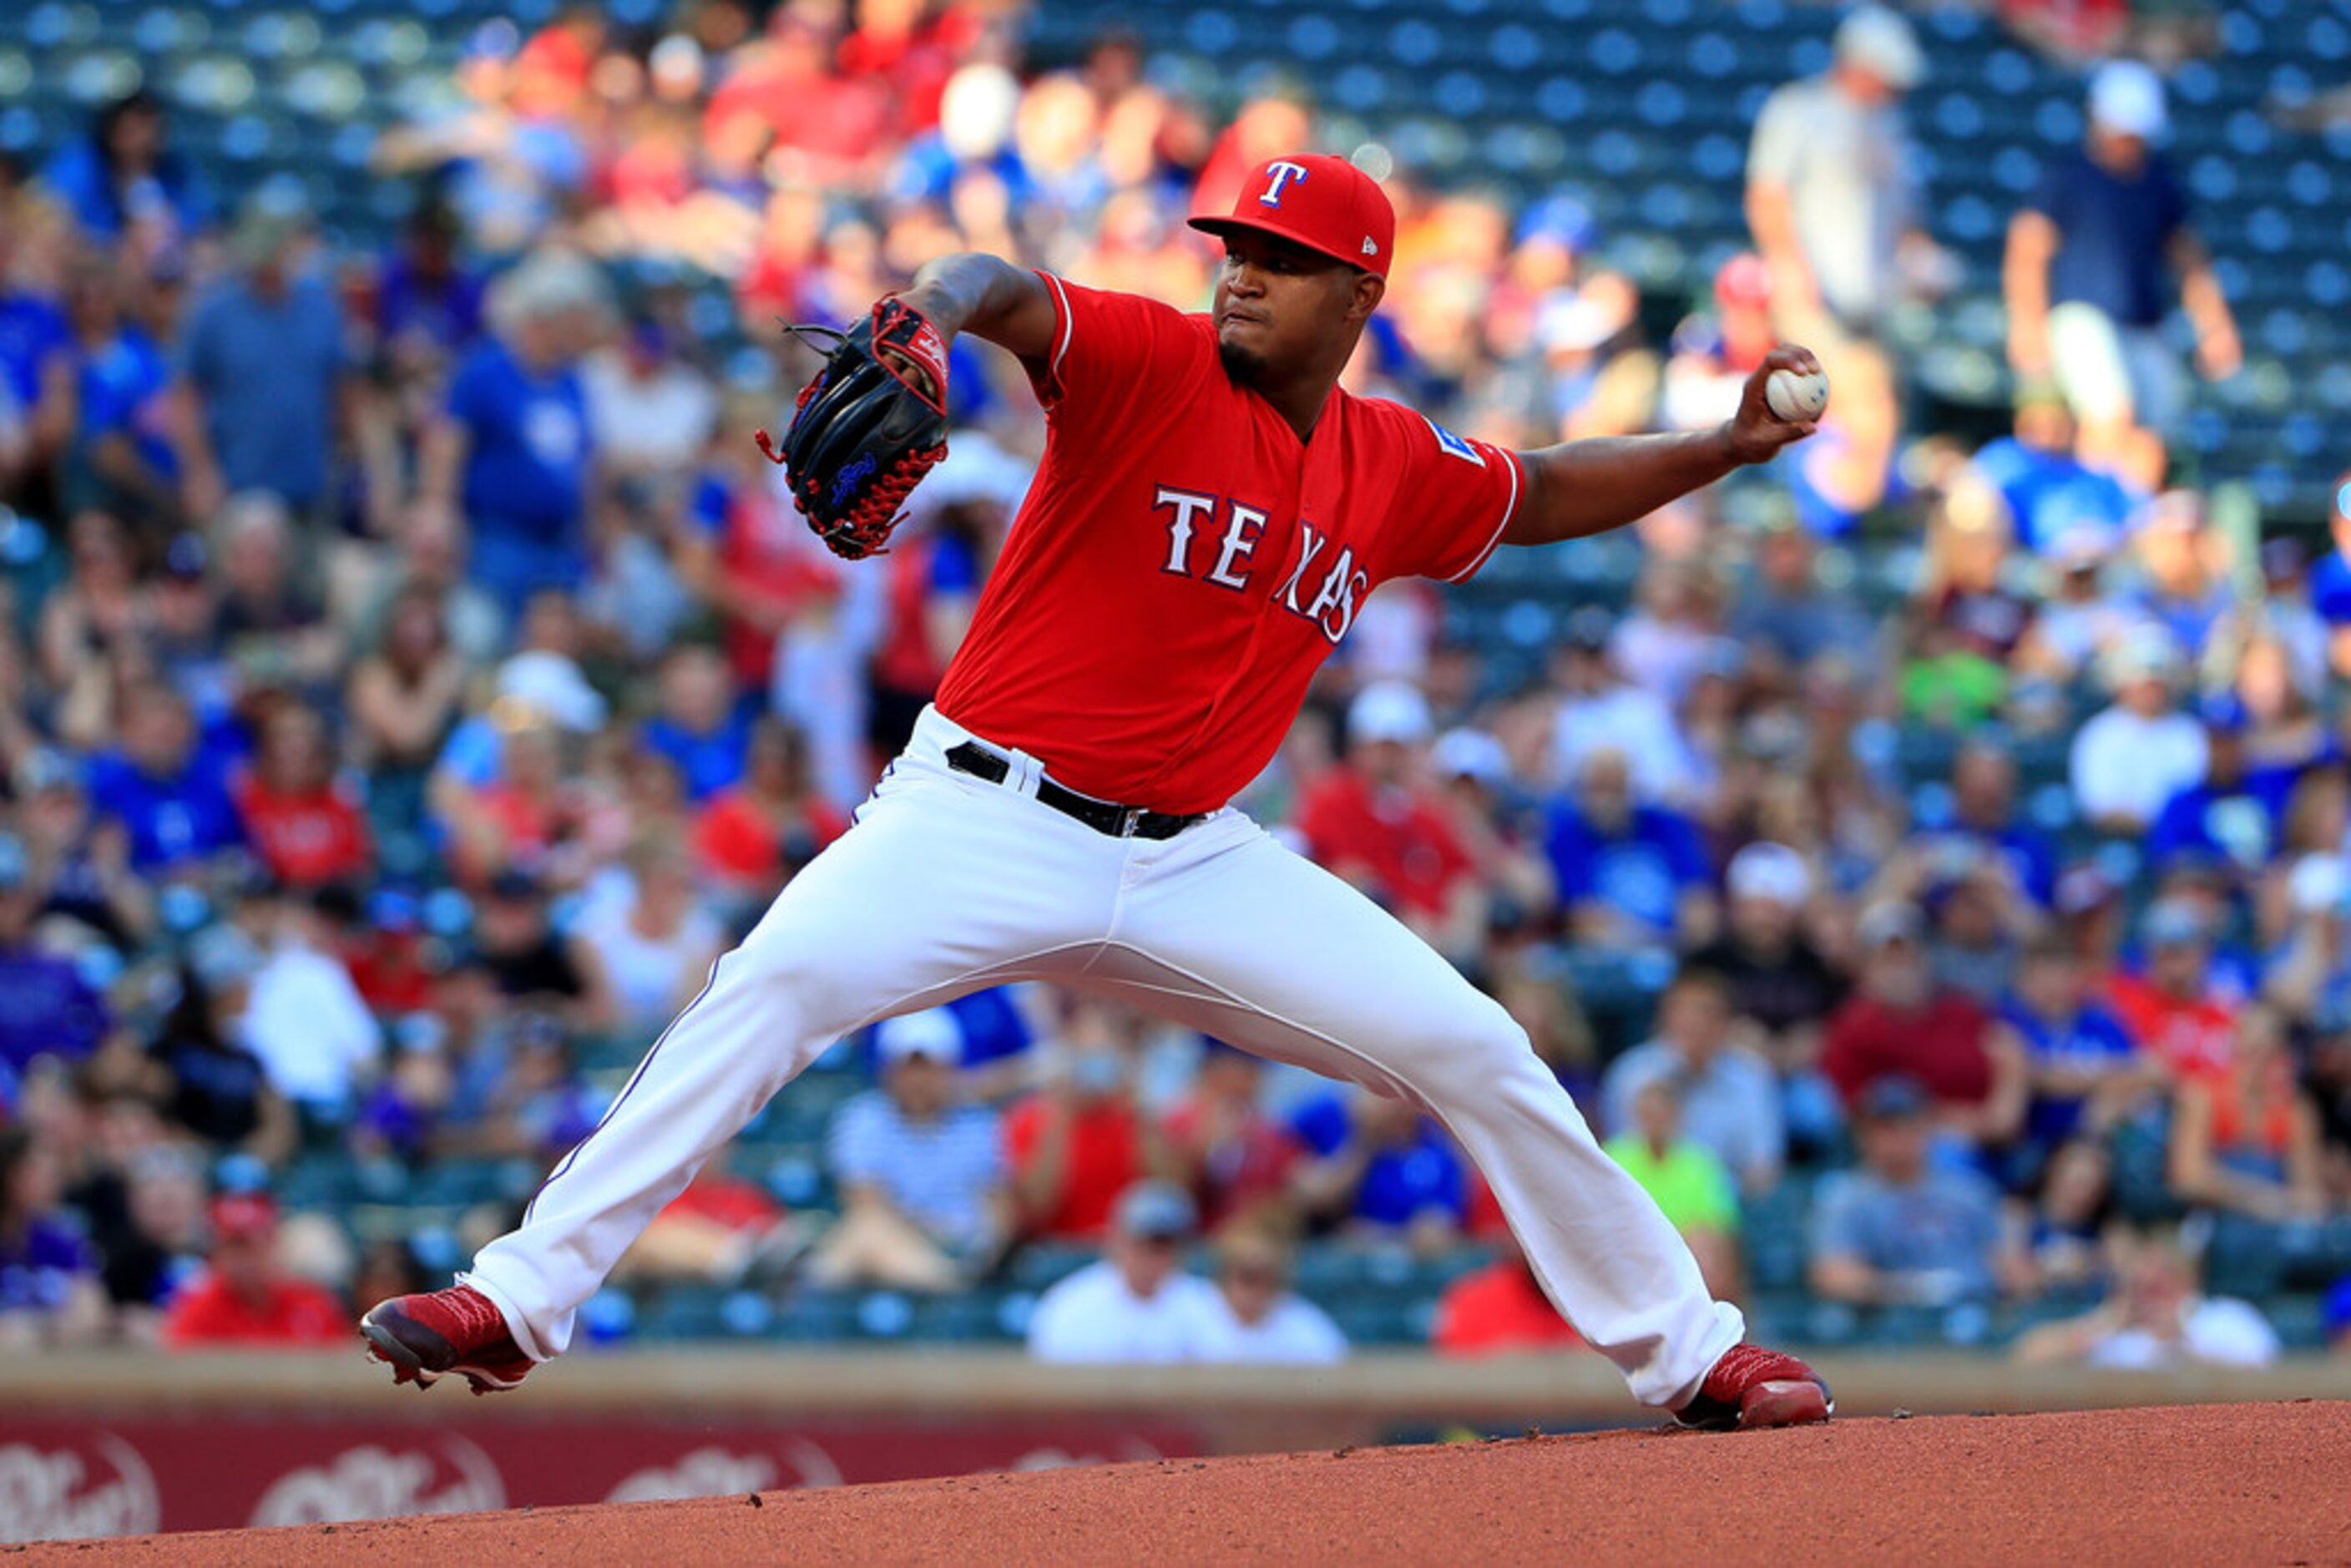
[1211,230,1365,385]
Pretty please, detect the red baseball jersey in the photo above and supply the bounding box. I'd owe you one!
[933,274,1524,815]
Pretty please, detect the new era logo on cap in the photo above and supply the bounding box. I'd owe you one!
[1190,152,1397,281]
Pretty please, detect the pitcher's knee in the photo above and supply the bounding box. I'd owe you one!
[1420,1003,1550,1105]
[724,925,837,1011]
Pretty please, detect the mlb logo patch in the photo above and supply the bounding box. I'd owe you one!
[1421,415,1485,467]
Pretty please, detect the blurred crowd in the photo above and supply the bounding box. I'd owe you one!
[3,0,2351,1369]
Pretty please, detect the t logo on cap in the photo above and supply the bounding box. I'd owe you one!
[1258,160,1311,208]
[1191,152,1397,281]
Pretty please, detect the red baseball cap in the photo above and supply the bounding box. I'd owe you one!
[210,1193,279,1243]
[1189,154,1395,280]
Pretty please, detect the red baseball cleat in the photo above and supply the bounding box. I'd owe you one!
[1672,1343,1833,1431]
[360,1285,535,1396]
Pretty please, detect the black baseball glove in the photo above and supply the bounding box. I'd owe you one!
[756,296,952,560]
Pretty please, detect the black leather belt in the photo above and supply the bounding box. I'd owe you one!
[945,741,1209,840]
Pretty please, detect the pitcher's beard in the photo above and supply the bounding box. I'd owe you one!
[1218,339,1268,386]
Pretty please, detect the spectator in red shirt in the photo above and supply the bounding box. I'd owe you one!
[1160,1040,1303,1233]
[677,403,846,691]
[1431,1232,1585,1358]
[835,0,973,139]
[2108,898,2239,1082]
[1299,682,1484,962]
[702,17,889,187]
[513,8,602,108]
[160,1194,346,1348]
[1823,900,2027,1149]
[2168,1004,2325,1223]
[868,503,990,761]
[1004,999,1160,1242]
[615,1164,806,1289]
[232,702,369,889]
[693,718,849,897]
[446,720,592,888]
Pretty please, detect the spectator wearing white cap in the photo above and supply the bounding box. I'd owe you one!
[1430,726,1556,929]
[2005,60,2238,470]
[1297,683,1485,964]
[1744,4,1935,337]
[1689,842,1845,1065]
[1548,606,1701,809]
[2068,626,2208,835]
[416,245,609,615]
[2014,516,2138,682]
[424,642,609,837]
[816,1006,1008,1292]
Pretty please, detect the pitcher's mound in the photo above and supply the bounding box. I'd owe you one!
[30,1401,2351,1565]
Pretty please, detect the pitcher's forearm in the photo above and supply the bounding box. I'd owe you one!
[1511,427,1743,545]
[903,254,1055,358]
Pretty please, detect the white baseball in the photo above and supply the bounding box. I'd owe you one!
[1765,367,1829,423]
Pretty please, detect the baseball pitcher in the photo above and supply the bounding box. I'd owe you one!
[364,154,1833,1431]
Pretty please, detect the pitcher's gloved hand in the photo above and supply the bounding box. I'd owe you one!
[756,296,952,561]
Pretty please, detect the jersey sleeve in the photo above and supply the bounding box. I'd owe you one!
[1375,407,1524,583]
[1024,272,1203,432]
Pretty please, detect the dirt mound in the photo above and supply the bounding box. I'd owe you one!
[26,1402,2349,1565]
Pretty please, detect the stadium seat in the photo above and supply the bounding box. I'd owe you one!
[2266,1293,2328,1352]
[1009,1242,1098,1291]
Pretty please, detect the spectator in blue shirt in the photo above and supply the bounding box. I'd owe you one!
[943,984,1044,1103]
[2005,61,2237,466]
[1291,1088,1467,1249]
[1810,1076,2023,1308]
[2146,696,2301,883]
[1939,741,2059,908]
[84,683,244,875]
[815,1008,1007,1291]
[2326,1272,2351,1357]
[0,836,113,1078]
[2127,493,2235,663]
[2000,937,2159,1171]
[1726,519,1877,670]
[63,261,176,528]
[39,90,210,248]
[1546,747,1716,948]
[376,204,486,362]
[2310,473,2351,678]
[1960,385,2141,556]
[1600,966,1785,1195]
[0,1125,111,1347]
[640,644,752,804]
[174,206,346,518]
[420,249,603,614]
[0,242,72,484]
[886,63,1037,210]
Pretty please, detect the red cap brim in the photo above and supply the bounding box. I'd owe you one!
[1187,215,1373,273]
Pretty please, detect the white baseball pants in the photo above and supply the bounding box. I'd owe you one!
[463,707,1742,1406]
